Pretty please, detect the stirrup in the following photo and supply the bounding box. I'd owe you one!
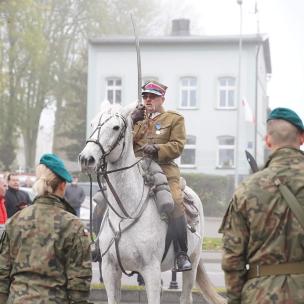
[173,252,192,272]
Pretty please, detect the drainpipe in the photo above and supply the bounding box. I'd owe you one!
[254,42,261,160]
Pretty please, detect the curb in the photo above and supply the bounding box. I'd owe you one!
[90,288,226,303]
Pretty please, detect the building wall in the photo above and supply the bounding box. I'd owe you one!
[87,38,270,176]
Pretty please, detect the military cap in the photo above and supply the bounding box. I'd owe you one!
[142,80,167,96]
[267,107,304,132]
[40,153,72,183]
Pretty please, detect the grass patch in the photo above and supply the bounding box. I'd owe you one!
[202,237,222,251]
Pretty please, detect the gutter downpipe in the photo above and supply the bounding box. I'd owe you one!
[235,0,243,189]
[254,41,261,160]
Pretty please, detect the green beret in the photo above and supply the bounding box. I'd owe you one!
[40,153,72,183]
[267,107,304,131]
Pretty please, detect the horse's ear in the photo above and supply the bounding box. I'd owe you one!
[99,100,112,112]
[121,101,137,117]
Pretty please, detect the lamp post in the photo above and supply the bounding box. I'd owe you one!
[234,0,243,189]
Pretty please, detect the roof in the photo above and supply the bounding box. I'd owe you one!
[89,33,272,74]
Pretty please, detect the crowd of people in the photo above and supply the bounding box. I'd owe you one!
[0,79,303,303]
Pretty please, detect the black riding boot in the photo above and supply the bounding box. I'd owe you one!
[173,215,192,272]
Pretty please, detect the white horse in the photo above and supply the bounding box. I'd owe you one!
[79,102,225,304]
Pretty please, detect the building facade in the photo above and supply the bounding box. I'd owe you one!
[87,22,271,178]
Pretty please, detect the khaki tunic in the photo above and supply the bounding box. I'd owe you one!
[219,147,304,304]
[133,107,186,217]
[0,195,92,304]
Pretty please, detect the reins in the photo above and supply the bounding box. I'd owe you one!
[85,111,154,277]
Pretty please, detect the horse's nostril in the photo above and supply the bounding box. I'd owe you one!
[79,155,95,167]
[88,156,95,165]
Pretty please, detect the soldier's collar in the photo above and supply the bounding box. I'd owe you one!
[264,146,304,168]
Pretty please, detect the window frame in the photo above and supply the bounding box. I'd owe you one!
[179,135,196,168]
[106,77,122,104]
[217,76,236,109]
[179,77,198,109]
[216,135,235,169]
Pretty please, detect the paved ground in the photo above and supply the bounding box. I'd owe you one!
[203,217,222,238]
[91,250,224,288]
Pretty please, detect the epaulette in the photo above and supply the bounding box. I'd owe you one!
[166,110,184,117]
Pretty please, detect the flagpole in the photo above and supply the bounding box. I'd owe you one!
[235,0,243,189]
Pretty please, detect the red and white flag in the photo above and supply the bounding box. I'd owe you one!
[242,99,255,123]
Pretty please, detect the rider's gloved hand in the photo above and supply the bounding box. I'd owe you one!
[143,144,159,157]
[131,104,145,124]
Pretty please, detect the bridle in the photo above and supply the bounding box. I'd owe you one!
[86,112,127,171]
[85,112,148,220]
[85,111,151,277]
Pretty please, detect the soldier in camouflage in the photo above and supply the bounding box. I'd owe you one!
[0,153,92,304]
[219,107,304,303]
[131,80,192,272]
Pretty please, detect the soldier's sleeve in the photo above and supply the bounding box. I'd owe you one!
[0,231,11,300]
[157,114,186,162]
[65,225,92,304]
[219,195,249,304]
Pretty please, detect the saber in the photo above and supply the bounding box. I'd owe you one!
[131,14,142,105]
[245,150,259,173]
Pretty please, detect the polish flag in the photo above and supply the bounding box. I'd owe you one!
[242,99,255,123]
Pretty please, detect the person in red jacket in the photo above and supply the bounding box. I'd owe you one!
[0,177,8,225]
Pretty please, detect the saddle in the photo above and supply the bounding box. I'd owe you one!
[180,177,199,231]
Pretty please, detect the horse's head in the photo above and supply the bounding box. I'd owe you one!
[79,102,135,172]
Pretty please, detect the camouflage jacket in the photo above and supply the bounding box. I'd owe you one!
[133,107,186,180]
[219,147,304,304]
[0,194,92,304]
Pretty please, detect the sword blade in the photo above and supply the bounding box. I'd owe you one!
[131,14,142,105]
[245,150,259,173]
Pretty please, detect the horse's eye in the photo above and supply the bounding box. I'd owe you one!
[113,125,120,131]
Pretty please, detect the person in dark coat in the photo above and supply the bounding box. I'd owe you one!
[64,176,85,216]
[5,173,32,218]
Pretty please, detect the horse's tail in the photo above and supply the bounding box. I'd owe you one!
[196,257,227,304]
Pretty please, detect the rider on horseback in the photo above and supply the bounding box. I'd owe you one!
[131,80,192,272]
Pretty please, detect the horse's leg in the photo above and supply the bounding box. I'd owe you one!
[141,263,162,304]
[180,250,200,304]
[102,256,122,304]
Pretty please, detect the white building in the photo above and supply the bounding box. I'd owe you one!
[87,19,271,179]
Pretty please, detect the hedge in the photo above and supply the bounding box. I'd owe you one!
[181,173,234,217]
[79,171,235,217]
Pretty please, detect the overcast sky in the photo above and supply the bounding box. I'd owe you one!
[161,0,303,121]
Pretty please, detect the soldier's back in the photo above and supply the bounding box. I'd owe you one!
[239,148,304,303]
[5,196,88,303]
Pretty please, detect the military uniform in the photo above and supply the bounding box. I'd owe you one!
[0,194,92,304]
[133,106,186,217]
[219,147,304,303]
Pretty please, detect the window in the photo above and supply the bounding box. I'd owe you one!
[106,78,122,104]
[217,136,235,168]
[179,77,197,108]
[180,135,196,167]
[217,77,236,109]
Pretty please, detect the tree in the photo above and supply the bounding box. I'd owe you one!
[0,0,158,171]
[51,0,158,162]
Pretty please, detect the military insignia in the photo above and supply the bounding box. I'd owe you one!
[155,123,161,135]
